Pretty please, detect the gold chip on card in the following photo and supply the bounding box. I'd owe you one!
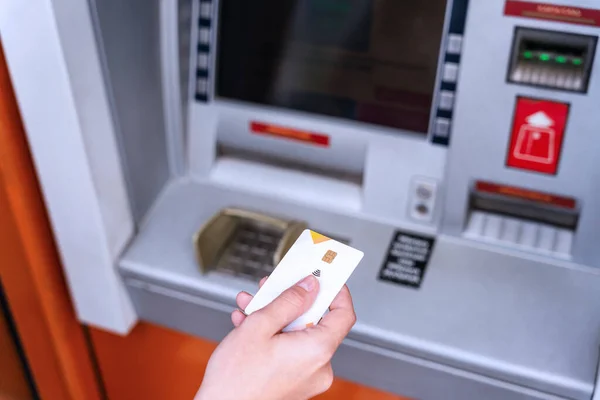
[322,250,337,264]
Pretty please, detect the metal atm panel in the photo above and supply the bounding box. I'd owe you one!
[120,180,600,399]
[443,0,600,267]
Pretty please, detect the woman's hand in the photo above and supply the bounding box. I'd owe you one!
[195,274,357,400]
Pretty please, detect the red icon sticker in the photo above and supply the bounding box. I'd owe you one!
[506,97,569,175]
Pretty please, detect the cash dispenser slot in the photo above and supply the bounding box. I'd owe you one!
[464,181,578,257]
[508,28,597,93]
[210,142,364,212]
[217,145,363,185]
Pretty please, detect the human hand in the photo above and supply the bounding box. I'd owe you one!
[195,274,357,400]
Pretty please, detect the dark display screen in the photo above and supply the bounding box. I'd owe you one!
[216,0,448,134]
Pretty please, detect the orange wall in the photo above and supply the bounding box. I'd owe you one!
[0,301,33,400]
[90,323,407,400]
[0,43,101,400]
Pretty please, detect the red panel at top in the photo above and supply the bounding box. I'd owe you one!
[506,97,569,175]
[505,1,600,27]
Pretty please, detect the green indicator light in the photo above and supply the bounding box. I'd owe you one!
[539,53,551,61]
[555,56,567,63]
[573,58,583,65]
[523,51,533,59]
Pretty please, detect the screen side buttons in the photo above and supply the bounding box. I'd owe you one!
[199,27,211,44]
[198,53,209,70]
[439,90,455,111]
[200,2,212,19]
[434,118,450,137]
[442,62,459,83]
[196,78,208,94]
[447,34,463,55]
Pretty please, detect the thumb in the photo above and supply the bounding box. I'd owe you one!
[249,275,319,336]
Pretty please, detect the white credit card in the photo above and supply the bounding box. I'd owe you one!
[244,229,364,332]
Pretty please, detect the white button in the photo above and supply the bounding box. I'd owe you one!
[546,69,558,87]
[564,73,575,89]
[531,70,541,84]
[410,202,432,222]
[522,66,533,82]
[573,72,583,91]
[570,73,581,90]
[198,53,209,69]
[196,78,208,94]
[539,68,550,85]
[415,182,435,201]
[442,62,459,83]
[433,118,450,137]
[465,211,485,237]
[409,177,438,223]
[199,27,211,44]
[438,90,455,111]
[499,217,520,243]
[482,214,502,240]
[554,229,573,255]
[512,66,524,82]
[556,71,567,88]
[519,222,538,248]
[536,225,556,252]
[200,2,212,19]
[447,34,463,55]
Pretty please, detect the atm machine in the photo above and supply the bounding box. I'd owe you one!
[3,0,600,399]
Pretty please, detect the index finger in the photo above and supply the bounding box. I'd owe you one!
[313,285,356,347]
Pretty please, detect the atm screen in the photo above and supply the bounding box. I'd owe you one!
[216,0,448,134]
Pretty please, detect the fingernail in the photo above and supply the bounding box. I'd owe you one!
[297,275,317,292]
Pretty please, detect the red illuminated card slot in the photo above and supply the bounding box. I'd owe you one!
[472,181,578,229]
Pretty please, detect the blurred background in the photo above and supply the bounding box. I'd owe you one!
[2,0,600,399]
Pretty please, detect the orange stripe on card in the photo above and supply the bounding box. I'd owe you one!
[310,231,330,244]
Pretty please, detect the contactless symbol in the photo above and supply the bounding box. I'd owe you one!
[312,269,321,278]
[322,250,337,264]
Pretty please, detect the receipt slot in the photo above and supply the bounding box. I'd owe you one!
[4,0,600,399]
